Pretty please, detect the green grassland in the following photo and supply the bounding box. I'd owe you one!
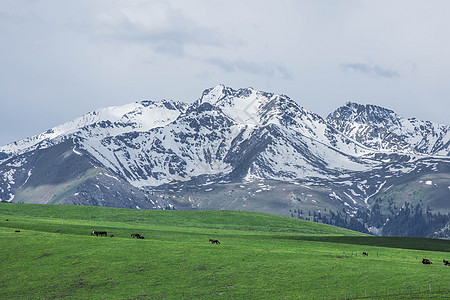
[1,203,450,299]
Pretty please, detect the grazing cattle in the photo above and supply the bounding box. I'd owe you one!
[109,235,114,238]
[422,258,432,264]
[363,252,368,256]
[137,236,145,239]
[443,260,450,266]
[15,230,20,232]
[91,231,107,237]
[209,239,220,244]
[131,233,142,238]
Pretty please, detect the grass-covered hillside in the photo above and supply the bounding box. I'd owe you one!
[1,203,450,299]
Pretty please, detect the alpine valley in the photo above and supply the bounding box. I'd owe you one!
[1,85,449,238]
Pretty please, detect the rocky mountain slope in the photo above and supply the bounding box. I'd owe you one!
[1,85,449,237]
[327,102,450,156]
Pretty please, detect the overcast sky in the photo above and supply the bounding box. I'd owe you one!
[1,0,449,146]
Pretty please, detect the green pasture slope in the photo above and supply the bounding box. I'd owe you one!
[1,203,450,299]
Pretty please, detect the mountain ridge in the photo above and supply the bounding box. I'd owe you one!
[327,101,450,156]
[1,85,449,237]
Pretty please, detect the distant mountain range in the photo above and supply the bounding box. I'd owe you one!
[1,85,449,237]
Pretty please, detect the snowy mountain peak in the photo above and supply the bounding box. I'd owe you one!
[0,98,186,158]
[198,85,313,127]
[327,102,450,156]
[199,84,255,105]
[330,102,401,127]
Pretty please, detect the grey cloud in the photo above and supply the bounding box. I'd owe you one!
[276,65,294,80]
[206,57,293,80]
[94,1,223,57]
[341,62,400,78]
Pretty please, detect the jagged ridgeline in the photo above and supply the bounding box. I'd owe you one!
[1,85,449,238]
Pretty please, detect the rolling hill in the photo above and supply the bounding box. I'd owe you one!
[1,203,450,299]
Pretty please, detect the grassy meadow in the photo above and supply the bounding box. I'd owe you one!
[1,203,450,299]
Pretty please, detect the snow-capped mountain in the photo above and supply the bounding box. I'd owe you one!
[1,85,449,237]
[327,102,450,156]
[84,85,375,188]
[0,99,187,158]
[0,99,186,209]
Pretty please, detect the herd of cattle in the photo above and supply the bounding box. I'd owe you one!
[358,252,449,267]
[90,231,145,239]
[86,231,450,265]
[90,230,222,244]
[4,219,449,266]
[422,258,450,266]
[131,233,145,239]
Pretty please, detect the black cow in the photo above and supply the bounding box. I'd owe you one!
[422,258,432,264]
[91,231,107,237]
[443,259,450,266]
[137,236,145,239]
[209,239,220,244]
[363,252,368,256]
[131,233,142,238]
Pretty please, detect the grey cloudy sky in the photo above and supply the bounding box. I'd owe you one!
[1,0,449,146]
